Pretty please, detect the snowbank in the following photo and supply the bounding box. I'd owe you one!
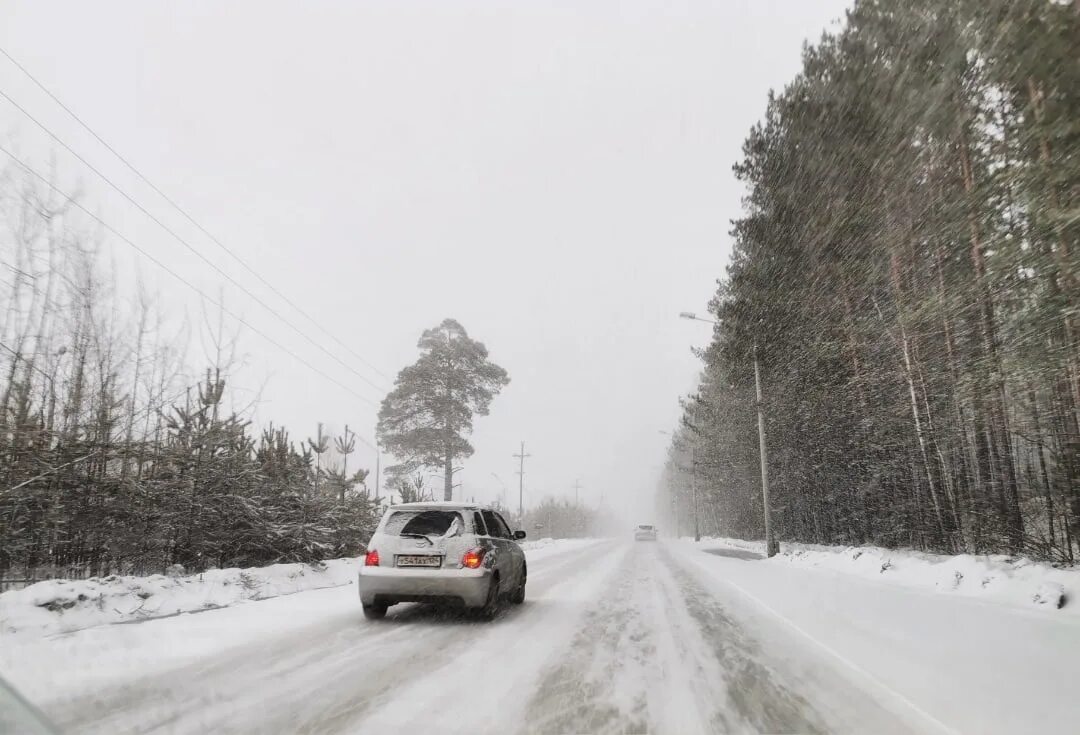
[0,538,600,639]
[518,537,601,563]
[519,536,588,554]
[0,559,361,638]
[691,536,1078,614]
[520,537,558,549]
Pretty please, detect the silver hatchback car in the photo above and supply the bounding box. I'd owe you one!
[358,502,527,620]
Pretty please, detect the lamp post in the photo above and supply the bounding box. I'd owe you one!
[689,411,701,542]
[678,311,776,557]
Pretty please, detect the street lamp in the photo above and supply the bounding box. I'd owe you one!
[687,406,702,542]
[678,311,777,557]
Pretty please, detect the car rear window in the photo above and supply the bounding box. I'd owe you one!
[638,525,654,530]
[384,510,464,537]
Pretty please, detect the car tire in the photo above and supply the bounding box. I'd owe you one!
[510,565,526,604]
[362,603,387,620]
[475,574,502,620]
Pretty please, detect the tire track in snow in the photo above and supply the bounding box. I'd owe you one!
[524,542,833,735]
[341,541,630,734]
[652,544,829,734]
[52,606,420,734]
[48,541,611,734]
[523,546,654,734]
[524,541,738,734]
[283,540,622,734]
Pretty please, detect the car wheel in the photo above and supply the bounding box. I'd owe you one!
[510,565,526,604]
[362,603,387,620]
[475,574,502,620]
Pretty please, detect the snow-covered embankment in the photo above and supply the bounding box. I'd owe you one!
[691,536,1077,614]
[0,537,595,639]
[0,559,362,638]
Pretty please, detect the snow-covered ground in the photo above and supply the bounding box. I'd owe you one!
[691,536,1077,614]
[2,537,1077,734]
[518,536,598,557]
[0,537,593,639]
[0,559,361,638]
[671,539,1080,734]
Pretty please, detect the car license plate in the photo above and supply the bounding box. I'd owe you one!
[397,555,442,568]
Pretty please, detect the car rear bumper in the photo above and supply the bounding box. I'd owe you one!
[358,566,493,607]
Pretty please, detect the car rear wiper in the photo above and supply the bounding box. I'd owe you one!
[399,532,434,545]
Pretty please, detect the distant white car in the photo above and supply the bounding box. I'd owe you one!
[358,501,527,620]
[634,524,658,541]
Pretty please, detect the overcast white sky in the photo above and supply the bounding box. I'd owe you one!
[0,0,849,523]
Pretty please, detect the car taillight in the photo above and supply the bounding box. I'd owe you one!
[364,549,380,566]
[461,548,485,569]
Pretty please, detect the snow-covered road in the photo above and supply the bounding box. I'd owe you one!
[4,539,1077,734]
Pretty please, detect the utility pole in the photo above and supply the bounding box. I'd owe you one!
[572,479,584,538]
[680,311,776,556]
[513,441,531,520]
[754,341,776,557]
[690,402,701,542]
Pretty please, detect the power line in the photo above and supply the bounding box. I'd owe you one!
[0,144,382,426]
[0,44,393,385]
[0,84,390,399]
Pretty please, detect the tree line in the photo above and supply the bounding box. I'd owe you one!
[663,0,1080,561]
[0,165,380,581]
[521,497,605,539]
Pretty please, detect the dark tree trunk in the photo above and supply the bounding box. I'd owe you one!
[443,449,453,501]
